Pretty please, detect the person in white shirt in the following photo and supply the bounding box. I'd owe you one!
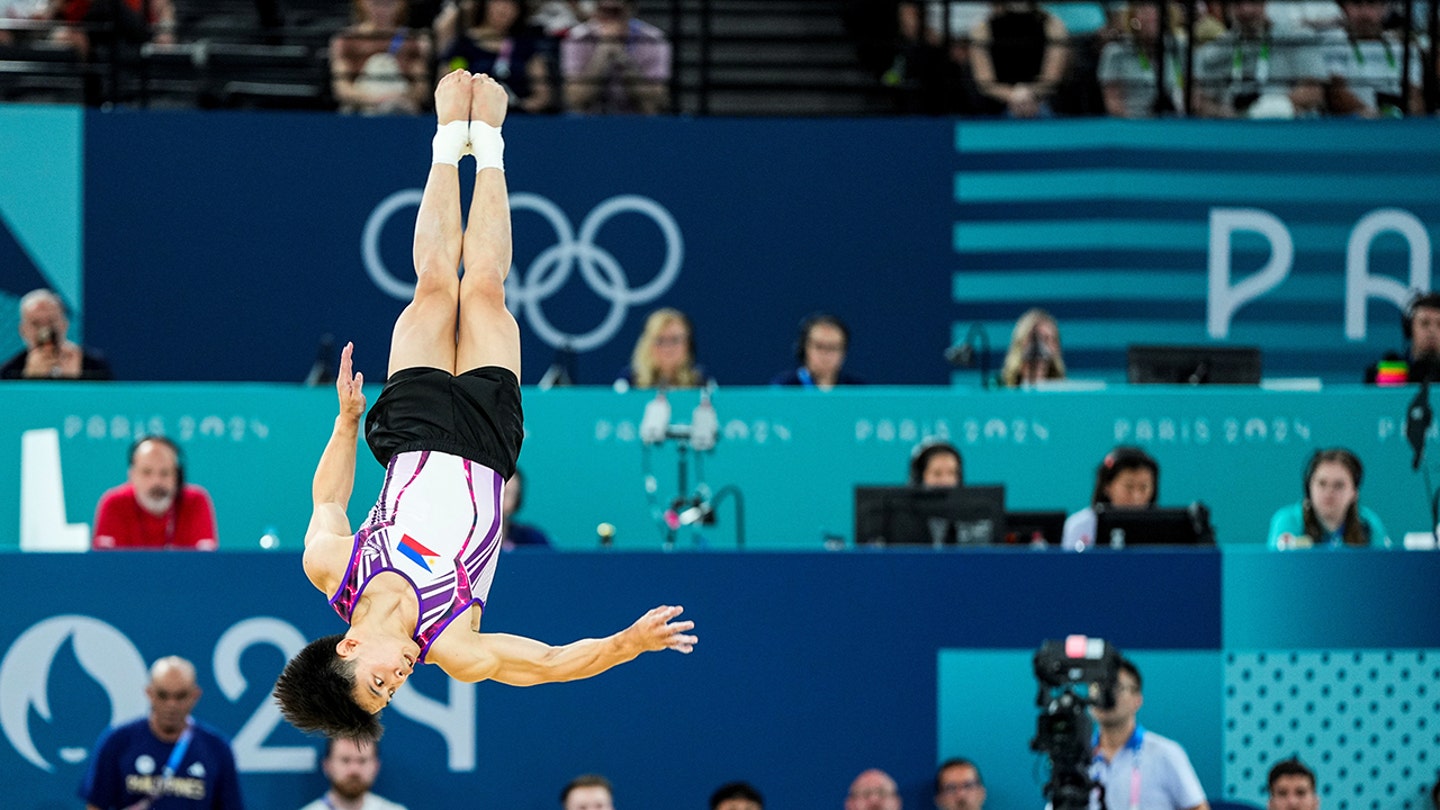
[1089,657,1209,810]
[1319,0,1423,116]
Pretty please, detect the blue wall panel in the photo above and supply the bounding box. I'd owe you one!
[5,110,1440,385]
[3,549,1434,810]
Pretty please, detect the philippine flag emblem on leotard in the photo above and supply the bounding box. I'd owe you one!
[397,534,440,571]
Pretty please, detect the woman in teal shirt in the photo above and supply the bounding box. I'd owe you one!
[1268,448,1389,549]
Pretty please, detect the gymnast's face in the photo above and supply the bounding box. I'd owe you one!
[338,637,416,713]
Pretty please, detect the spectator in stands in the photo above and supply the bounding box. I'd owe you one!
[615,307,710,389]
[968,1,1070,118]
[561,774,614,810]
[560,0,669,114]
[79,656,244,810]
[1265,0,1341,33]
[846,768,901,810]
[93,435,219,550]
[1,288,112,380]
[1267,448,1388,549]
[870,1,989,114]
[711,781,764,810]
[1318,0,1423,117]
[935,757,986,810]
[502,467,553,549]
[772,312,864,389]
[1099,2,1188,117]
[999,307,1065,387]
[44,0,175,60]
[1091,656,1209,810]
[911,438,963,487]
[1192,0,1328,117]
[0,0,50,47]
[1366,291,1440,384]
[530,0,590,36]
[1266,758,1318,810]
[330,0,433,115]
[434,0,554,112]
[1062,446,1158,550]
[300,738,407,810]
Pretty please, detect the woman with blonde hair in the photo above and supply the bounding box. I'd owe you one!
[616,307,711,389]
[1000,307,1066,387]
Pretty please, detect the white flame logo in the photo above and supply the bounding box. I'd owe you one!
[0,615,148,771]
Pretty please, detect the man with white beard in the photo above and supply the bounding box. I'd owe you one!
[299,738,407,810]
[93,435,219,550]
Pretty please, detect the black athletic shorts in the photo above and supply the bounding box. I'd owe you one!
[364,366,523,479]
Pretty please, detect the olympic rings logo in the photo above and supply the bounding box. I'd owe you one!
[363,191,684,352]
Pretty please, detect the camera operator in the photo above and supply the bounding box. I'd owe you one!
[1090,657,1208,810]
[1,289,112,380]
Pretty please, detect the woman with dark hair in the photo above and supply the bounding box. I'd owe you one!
[434,0,554,113]
[910,438,963,488]
[502,468,553,549]
[1267,448,1389,549]
[1061,445,1158,550]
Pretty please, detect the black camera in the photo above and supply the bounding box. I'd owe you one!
[1030,636,1120,810]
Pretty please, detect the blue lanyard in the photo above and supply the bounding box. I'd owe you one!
[1093,724,1146,810]
[160,722,195,783]
[124,722,194,810]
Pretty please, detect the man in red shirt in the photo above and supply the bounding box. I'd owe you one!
[92,436,218,550]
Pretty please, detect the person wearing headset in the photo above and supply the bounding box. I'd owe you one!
[92,435,218,550]
[1267,448,1389,549]
[615,307,712,390]
[1061,446,1158,551]
[771,313,865,390]
[910,438,963,488]
[1366,291,1440,384]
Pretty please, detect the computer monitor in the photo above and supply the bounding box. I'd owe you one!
[854,485,1007,547]
[1004,510,1068,546]
[1126,344,1262,385]
[1092,504,1215,547]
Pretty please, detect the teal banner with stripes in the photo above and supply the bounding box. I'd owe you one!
[952,120,1440,382]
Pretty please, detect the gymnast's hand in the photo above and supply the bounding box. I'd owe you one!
[628,605,697,655]
[336,341,367,421]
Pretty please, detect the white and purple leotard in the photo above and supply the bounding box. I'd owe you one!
[330,450,504,662]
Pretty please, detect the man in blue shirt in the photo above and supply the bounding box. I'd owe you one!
[79,655,244,810]
[1089,657,1208,810]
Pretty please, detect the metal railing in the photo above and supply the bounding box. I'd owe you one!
[2,0,1436,117]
